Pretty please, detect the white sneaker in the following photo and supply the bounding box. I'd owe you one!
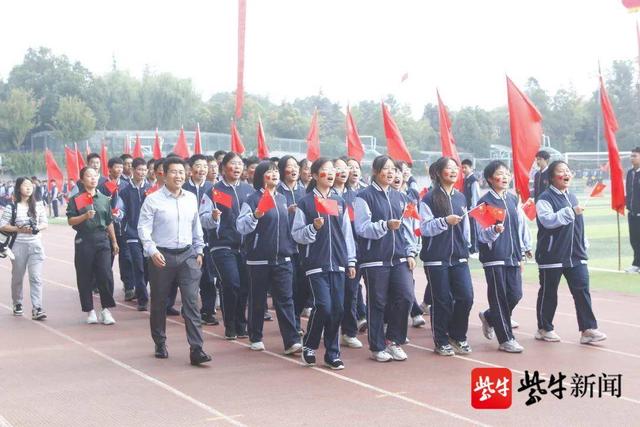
[535,329,561,342]
[478,311,495,340]
[371,350,393,362]
[511,318,520,329]
[624,265,640,273]
[385,343,408,361]
[411,315,426,328]
[580,329,607,344]
[250,341,265,351]
[341,334,363,348]
[301,307,312,318]
[284,342,303,354]
[499,339,524,353]
[357,318,368,332]
[86,310,98,324]
[101,308,115,325]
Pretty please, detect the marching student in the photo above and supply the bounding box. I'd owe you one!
[48,179,61,218]
[184,154,218,326]
[533,150,551,201]
[0,177,48,320]
[120,153,134,185]
[200,152,254,340]
[237,161,302,353]
[120,158,151,310]
[138,156,212,365]
[475,161,532,353]
[298,159,312,188]
[461,159,481,254]
[354,155,416,362]
[625,147,640,273]
[534,160,607,344]
[206,155,219,183]
[67,167,119,325]
[71,153,108,197]
[146,159,156,185]
[419,157,473,356]
[292,157,356,370]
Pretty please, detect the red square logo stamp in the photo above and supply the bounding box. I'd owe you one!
[471,367,512,409]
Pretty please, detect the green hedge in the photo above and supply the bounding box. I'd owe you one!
[0,151,60,177]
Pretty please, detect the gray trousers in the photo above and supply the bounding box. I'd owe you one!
[11,240,45,309]
[148,248,204,349]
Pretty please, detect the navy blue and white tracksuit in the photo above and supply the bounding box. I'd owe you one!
[419,187,473,348]
[237,189,299,349]
[535,186,598,332]
[354,182,415,352]
[184,179,217,316]
[463,173,480,254]
[626,168,640,267]
[200,179,254,336]
[347,182,368,322]
[292,188,356,362]
[477,190,531,344]
[120,180,151,305]
[533,167,550,201]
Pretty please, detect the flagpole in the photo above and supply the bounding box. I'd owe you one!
[617,213,622,271]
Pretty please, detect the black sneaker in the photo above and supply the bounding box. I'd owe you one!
[166,307,180,316]
[224,328,238,340]
[324,358,345,370]
[301,348,316,366]
[137,303,148,311]
[32,307,47,321]
[201,313,219,326]
[237,327,249,339]
[13,303,23,316]
[155,343,168,359]
[124,289,136,301]
[189,347,212,366]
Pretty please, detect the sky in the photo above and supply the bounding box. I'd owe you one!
[1,0,638,116]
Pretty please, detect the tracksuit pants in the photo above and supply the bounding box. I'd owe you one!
[114,232,134,291]
[629,215,640,267]
[199,251,217,316]
[537,264,598,332]
[291,254,309,331]
[341,267,361,338]
[482,265,522,344]
[211,248,249,336]
[424,263,473,347]
[126,239,149,306]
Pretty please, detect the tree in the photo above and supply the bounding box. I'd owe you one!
[53,96,96,143]
[0,88,37,149]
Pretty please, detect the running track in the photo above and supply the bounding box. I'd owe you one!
[0,224,638,426]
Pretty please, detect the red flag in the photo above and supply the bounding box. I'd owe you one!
[133,134,143,158]
[414,228,422,237]
[64,146,80,182]
[230,121,246,155]
[403,202,421,220]
[100,143,108,177]
[315,196,339,216]
[145,183,161,196]
[437,91,464,190]
[257,190,276,213]
[347,205,355,222]
[123,135,131,155]
[257,115,270,159]
[104,180,119,195]
[469,203,505,229]
[153,129,162,160]
[172,126,190,159]
[212,189,233,209]
[74,192,94,210]
[419,187,429,199]
[45,149,64,192]
[194,123,203,155]
[235,0,247,119]
[507,77,543,203]
[382,102,413,163]
[522,198,537,221]
[74,143,85,170]
[590,182,607,198]
[85,141,91,157]
[306,109,321,162]
[346,106,365,162]
[599,76,626,215]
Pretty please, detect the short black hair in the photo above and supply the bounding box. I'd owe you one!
[132,158,146,169]
[153,157,165,173]
[269,156,280,163]
[108,157,124,169]
[253,161,278,190]
[87,153,101,163]
[164,157,186,172]
[79,166,95,180]
[461,159,473,167]
[214,150,227,160]
[535,150,550,161]
[483,160,509,183]
[547,160,570,180]
[278,155,298,181]
[146,159,155,169]
[221,151,242,168]
[205,155,216,162]
[120,154,133,161]
[189,154,208,167]
[632,147,640,154]
[245,156,260,168]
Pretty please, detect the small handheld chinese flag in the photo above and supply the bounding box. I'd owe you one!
[74,192,94,210]
[213,189,233,209]
[403,203,421,220]
[590,182,606,198]
[469,203,505,228]
[347,205,355,222]
[257,190,276,213]
[315,196,339,216]
[419,187,429,200]
[522,198,537,221]
[145,183,160,196]
[104,180,119,195]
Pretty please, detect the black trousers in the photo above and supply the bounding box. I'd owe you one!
[74,231,115,312]
[629,214,640,267]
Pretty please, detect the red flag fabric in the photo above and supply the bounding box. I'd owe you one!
[153,129,162,160]
[123,135,131,155]
[64,146,80,182]
[74,143,85,170]
[403,203,421,220]
[437,91,464,190]
[85,141,91,157]
[347,205,355,222]
[45,149,64,192]
[230,121,246,155]
[306,110,321,162]
[257,190,276,213]
[212,189,233,209]
[257,116,270,159]
[104,180,119,195]
[315,196,339,216]
[522,198,537,221]
[590,182,607,198]
[381,102,413,164]
[145,183,161,196]
[599,76,626,215]
[100,143,108,177]
[172,127,190,159]
[133,134,143,158]
[469,203,505,228]
[419,187,429,200]
[194,123,203,155]
[74,192,94,210]
[507,77,543,203]
[235,0,247,119]
[346,106,365,162]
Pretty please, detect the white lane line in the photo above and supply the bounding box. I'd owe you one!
[0,415,14,427]
[16,272,489,427]
[515,305,640,329]
[0,301,245,427]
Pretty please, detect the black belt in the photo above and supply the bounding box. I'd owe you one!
[157,245,191,254]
